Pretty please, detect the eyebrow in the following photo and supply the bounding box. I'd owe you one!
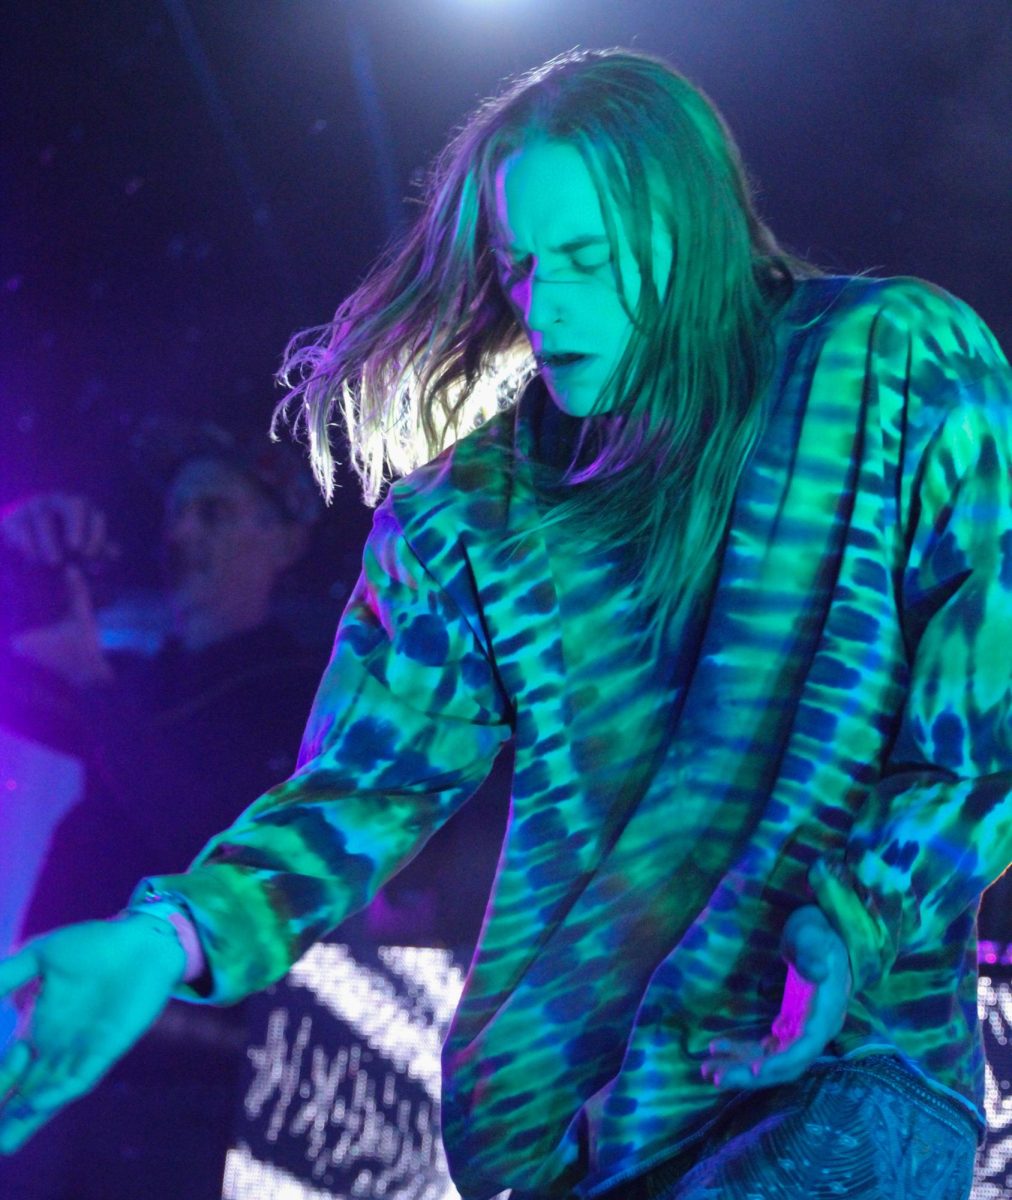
[491,234,610,257]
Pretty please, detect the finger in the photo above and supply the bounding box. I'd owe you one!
[0,512,33,557]
[792,930,839,983]
[63,566,96,621]
[709,1038,817,1090]
[705,992,845,1091]
[0,951,38,1001]
[83,509,108,558]
[705,1037,764,1062]
[746,998,846,1086]
[13,1045,80,1107]
[0,1041,34,1100]
[32,502,65,566]
[1,1051,108,1147]
[783,917,833,979]
[0,1088,68,1155]
[701,1057,757,1085]
[705,1059,777,1090]
[702,1060,734,1088]
[0,1045,119,1156]
[700,1039,766,1082]
[40,1048,112,1106]
[63,497,91,555]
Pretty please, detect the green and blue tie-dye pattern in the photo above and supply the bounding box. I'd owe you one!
[133,274,1012,1199]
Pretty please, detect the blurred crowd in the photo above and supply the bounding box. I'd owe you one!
[0,423,329,1199]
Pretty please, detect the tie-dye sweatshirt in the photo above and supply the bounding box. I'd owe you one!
[132,274,1012,1199]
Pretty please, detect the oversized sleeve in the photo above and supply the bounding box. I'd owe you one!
[810,287,1012,994]
[130,496,514,1004]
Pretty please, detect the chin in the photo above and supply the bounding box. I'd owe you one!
[169,576,215,610]
[551,395,602,419]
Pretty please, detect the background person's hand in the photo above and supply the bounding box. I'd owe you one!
[701,904,852,1091]
[0,493,119,569]
[0,915,186,1154]
[8,564,114,686]
[1,493,119,685]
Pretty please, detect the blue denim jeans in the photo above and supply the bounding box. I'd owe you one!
[603,1055,979,1200]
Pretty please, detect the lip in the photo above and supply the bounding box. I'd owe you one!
[541,353,595,376]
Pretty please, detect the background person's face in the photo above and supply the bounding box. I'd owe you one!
[162,458,290,619]
[493,139,672,418]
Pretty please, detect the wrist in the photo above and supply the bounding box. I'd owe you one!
[118,900,207,986]
[9,630,115,688]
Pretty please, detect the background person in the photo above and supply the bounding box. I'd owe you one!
[0,421,326,1199]
[1,420,324,939]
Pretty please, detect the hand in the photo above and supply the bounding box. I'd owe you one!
[9,565,114,686]
[0,916,186,1154]
[2,494,119,686]
[701,905,852,1091]
[0,493,119,569]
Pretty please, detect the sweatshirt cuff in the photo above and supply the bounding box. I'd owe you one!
[808,854,896,993]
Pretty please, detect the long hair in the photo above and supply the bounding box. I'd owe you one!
[274,47,847,657]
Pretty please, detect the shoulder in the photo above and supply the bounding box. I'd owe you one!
[346,410,524,638]
[794,273,1008,385]
[788,275,1010,459]
[379,407,520,557]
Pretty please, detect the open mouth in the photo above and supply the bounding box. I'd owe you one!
[541,352,592,369]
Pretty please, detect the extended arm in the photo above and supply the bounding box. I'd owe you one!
[130,497,513,1002]
[0,496,512,1145]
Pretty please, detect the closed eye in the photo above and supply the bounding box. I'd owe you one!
[570,252,611,274]
[494,250,611,287]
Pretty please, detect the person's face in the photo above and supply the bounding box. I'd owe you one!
[492,138,672,418]
[162,458,297,617]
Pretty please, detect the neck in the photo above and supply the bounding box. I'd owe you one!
[170,597,272,653]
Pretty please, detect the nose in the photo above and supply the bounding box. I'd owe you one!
[164,500,199,542]
[515,264,565,342]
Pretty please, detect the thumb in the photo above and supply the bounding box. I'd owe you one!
[0,950,38,1001]
[794,947,829,983]
[783,908,834,982]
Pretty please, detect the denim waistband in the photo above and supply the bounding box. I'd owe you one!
[806,1052,981,1142]
[589,1054,979,1200]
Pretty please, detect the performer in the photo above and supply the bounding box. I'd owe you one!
[1,47,1009,1200]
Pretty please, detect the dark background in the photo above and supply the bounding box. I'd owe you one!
[3,0,1010,598]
